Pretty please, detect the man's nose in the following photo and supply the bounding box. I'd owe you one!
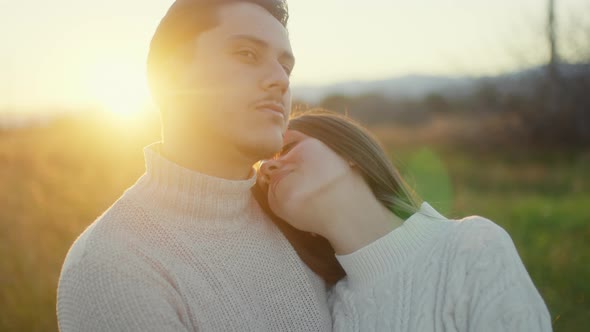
[261,62,290,94]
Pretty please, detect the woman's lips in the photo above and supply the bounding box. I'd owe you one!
[270,169,291,194]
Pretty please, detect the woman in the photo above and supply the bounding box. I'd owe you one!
[256,109,552,331]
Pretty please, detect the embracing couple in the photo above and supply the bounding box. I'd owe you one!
[57,1,551,331]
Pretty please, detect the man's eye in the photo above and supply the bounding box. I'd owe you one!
[237,49,257,60]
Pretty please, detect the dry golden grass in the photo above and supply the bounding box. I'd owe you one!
[1,111,588,331]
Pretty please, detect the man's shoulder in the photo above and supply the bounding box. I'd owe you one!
[60,197,151,272]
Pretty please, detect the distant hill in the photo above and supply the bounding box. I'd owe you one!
[292,63,590,104]
[292,75,476,104]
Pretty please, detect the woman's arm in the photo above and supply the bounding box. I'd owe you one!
[459,218,553,332]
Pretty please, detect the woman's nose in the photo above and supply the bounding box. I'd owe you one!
[259,159,281,184]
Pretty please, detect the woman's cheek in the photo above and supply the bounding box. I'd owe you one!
[269,184,295,216]
[271,190,303,222]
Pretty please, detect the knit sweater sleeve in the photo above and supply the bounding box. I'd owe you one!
[57,241,190,331]
[58,258,190,331]
[326,211,552,332]
[459,218,552,332]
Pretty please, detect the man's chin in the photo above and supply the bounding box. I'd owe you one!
[237,140,281,164]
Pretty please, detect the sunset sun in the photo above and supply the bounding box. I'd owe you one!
[90,63,151,117]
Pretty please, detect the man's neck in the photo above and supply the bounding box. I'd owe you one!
[161,139,254,180]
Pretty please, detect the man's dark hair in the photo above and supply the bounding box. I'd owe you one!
[147,0,289,107]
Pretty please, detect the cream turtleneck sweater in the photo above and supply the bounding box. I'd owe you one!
[328,202,552,332]
[57,143,331,331]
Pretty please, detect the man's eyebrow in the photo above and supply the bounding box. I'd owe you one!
[227,34,295,64]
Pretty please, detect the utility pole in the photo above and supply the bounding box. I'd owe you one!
[547,0,560,113]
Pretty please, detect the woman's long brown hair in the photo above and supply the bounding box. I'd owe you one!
[252,183,346,286]
[253,109,421,286]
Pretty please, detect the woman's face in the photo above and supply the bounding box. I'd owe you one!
[259,129,352,228]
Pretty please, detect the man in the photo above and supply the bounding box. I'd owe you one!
[57,1,332,330]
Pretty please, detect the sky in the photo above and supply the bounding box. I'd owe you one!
[1,0,588,114]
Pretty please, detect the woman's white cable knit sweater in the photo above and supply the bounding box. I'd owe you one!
[57,143,332,331]
[328,202,552,332]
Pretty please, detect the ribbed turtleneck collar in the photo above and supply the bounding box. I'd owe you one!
[127,142,258,230]
[336,202,453,289]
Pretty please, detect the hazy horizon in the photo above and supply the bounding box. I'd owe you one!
[2,0,588,114]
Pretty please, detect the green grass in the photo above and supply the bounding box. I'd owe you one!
[0,113,588,331]
[401,147,590,331]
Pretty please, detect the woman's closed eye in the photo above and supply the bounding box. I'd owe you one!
[277,141,297,158]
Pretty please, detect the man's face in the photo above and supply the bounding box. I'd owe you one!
[174,2,294,161]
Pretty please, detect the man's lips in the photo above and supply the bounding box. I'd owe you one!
[255,101,285,118]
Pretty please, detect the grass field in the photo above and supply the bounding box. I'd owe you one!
[1,112,588,331]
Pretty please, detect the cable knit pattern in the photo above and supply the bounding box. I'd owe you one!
[57,143,331,332]
[329,202,552,332]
